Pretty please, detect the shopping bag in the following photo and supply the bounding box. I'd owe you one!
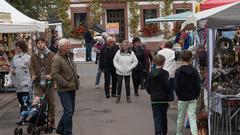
[184,112,190,128]
[4,72,13,88]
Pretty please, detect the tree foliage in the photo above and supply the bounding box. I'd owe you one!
[128,0,139,37]
[88,0,103,28]
[8,0,71,37]
[162,0,174,39]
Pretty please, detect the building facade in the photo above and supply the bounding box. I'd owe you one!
[69,0,198,49]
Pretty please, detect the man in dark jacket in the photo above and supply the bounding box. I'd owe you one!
[174,50,201,135]
[83,27,93,61]
[99,36,119,98]
[132,37,146,96]
[51,38,79,135]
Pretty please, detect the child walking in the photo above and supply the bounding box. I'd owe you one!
[146,54,171,135]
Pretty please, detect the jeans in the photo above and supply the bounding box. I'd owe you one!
[152,103,168,135]
[104,70,117,97]
[176,100,198,135]
[16,92,30,113]
[95,66,102,86]
[117,75,130,97]
[85,43,92,61]
[57,91,76,135]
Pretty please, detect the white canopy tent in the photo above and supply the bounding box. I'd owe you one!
[0,0,46,33]
[184,2,240,135]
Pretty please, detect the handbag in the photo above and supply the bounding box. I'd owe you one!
[4,72,13,88]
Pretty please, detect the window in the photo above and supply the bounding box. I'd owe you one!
[143,9,157,25]
[73,13,87,27]
[176,9,190,14]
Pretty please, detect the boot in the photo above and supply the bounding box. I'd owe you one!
[134,92,139,96]
[46,119,55,133]
[49,119,55,129]
[116,96,120,103]
[127,96,131,103]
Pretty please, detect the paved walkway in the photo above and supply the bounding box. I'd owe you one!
[0,91,16,109]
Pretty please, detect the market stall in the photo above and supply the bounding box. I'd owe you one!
[185,2,240,135]
[0,0,47,92]
[0,0,46,33]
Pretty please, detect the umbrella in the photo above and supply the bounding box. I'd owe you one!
[91,24,105,33]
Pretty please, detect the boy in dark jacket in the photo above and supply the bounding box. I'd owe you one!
[174,50,201,135]
[146,54,170,135]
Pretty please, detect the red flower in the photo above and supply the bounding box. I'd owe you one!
[140,24,160,37]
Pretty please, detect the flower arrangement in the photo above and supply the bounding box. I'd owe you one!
[139,24,162,37]
[71,25,85,39]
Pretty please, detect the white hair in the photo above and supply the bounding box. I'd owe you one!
[106,36,114,42]
[58,38,70,48]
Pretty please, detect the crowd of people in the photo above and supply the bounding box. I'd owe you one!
[93,33,202,135]
[0,28,203,135]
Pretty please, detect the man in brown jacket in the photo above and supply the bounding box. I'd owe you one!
[29,37,56,131]
[51,38,79,135]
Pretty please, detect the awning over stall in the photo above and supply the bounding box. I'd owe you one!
[145,11,193,23]
[0,0,46,33]
[186,2,240,28]
[200,0,240,11]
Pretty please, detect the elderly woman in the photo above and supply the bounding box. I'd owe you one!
[11,41,32,113]
[113,40,138,103]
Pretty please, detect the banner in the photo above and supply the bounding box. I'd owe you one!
[106,23,119,35]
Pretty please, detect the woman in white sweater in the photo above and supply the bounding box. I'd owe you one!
[113,40,138,103]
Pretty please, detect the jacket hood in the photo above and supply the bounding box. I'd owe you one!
[151,68,163,80]
[179,65,195,77]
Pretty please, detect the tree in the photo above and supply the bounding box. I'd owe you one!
[128,0,140,37]
[8,0,71,37]
[162,0,174,39]
[88,0,103,28]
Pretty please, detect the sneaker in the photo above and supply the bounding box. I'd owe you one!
[106,95,110,98]
[95,85,100,89]
[134,92,139,96]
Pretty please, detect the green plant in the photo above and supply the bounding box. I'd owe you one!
[88,0,103,28]
[57,0,72,37]
[128,0,140,37]
[162,0,174,39]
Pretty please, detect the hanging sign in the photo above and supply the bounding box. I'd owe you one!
[0,12,12,23]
